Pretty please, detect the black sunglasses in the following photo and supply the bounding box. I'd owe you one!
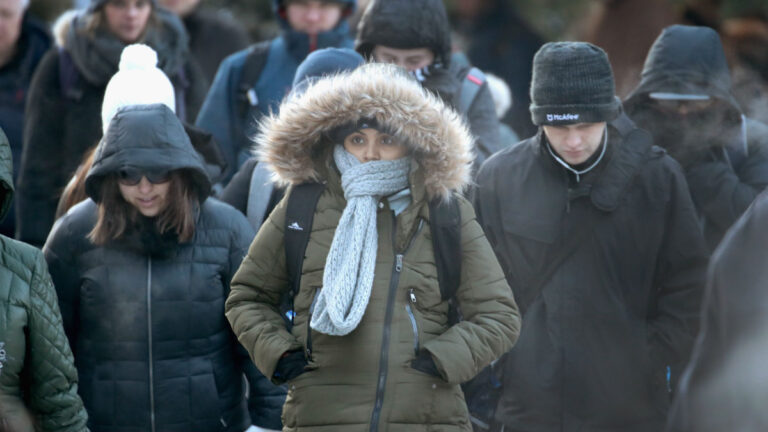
[117,168,171,186]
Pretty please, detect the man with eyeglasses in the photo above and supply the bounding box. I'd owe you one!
[625,25,768,251]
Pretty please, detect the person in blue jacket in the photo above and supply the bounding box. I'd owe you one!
[196,0,355,185]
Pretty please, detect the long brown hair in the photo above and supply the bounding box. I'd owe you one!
[56,146,98,220]
[88,170,199,245]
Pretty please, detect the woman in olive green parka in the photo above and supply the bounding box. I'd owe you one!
[0,127,88,432]
[225,63,520,432]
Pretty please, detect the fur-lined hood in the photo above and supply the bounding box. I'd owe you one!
[256,63,474,200]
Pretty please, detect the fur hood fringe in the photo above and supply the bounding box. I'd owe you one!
[255,63,474,200]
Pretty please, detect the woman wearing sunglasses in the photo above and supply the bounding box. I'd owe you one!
[43,103,265,432]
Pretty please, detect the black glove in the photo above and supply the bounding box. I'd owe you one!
[273,350,308,383]
[411,349,441,378]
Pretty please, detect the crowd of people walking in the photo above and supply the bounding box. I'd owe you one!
[1,0,768,431]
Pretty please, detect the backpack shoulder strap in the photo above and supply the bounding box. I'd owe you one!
[428,196,462,302]
[237,41,271,116]
[457,66,486,116]
[284,182,326,298]
[246,161,275,231]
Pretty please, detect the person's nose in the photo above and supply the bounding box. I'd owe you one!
[564,131,582,149]
[364,143,379,162]
[305,6,321,22]
[137,177,153,194]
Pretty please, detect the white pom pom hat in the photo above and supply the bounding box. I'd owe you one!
[101,44,176,135]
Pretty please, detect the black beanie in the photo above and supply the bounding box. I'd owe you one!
[530,42,621,126]
[88,0,158,13]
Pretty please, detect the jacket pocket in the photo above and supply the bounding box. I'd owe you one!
[405,288,421,355]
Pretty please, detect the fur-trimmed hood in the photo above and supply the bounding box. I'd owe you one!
[256,63,474,200]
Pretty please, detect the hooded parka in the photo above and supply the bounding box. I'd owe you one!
[666,189,768,432]
[195,0,356,184]
[355,0,503,169]
[0,127,88,432]
[16,8,207,246]
[225,63,520,432]
[624,25,768,250]
[473,116,708,432]
[42,104,270,432]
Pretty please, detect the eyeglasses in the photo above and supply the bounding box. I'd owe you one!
[117,168,171,186]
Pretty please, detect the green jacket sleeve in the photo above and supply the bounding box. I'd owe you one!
[422,197,521,384]
[27,249,88,432]
[225,193,303,380]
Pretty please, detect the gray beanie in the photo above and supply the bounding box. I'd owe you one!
[530,42,621,126]
[88,0,157,13]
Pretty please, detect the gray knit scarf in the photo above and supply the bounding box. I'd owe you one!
[310,145,412,336]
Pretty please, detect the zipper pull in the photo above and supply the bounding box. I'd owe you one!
[409,288,417,304]
[395,254,403,272]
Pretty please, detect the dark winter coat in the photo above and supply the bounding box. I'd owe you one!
[0,127,88,432]
[666,190,768,432]
[225,63,520,432]
[195,0,355,184]
[625,25,768,250]
[473,117,709,432]
[183,6,250,85]
[355,0,503,168]
[42,104,275,432]
[16,9,207,246]
[0,15,51,237]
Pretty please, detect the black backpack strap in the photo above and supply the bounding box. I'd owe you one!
[428,197,462,303]
[457,66,486,116]
[284,182,326,301]
[237,41,271,118]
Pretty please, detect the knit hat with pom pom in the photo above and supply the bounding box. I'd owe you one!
[101,44,176,135]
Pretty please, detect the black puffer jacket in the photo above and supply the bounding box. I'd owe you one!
[17,9,207,246]
[43,104,272,432]
[355,0,502,168]
[473,116,708,432]
[666,190,768,432]
[625,25,768,250]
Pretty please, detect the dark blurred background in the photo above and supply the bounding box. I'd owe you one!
[28,0,768,130]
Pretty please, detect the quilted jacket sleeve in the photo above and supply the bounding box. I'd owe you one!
[26,249,88,431]
[226,192,303,380]
[422,197,521,384]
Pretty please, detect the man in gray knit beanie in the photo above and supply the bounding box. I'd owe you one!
[530,42,621,127]
[473,40,708,431]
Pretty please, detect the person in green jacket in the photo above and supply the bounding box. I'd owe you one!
[0,126,88,432]
[225,62,520,431]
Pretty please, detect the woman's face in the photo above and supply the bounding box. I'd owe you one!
[117,169,171,217]
[343,128,409,163]
[103,0,153,43]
